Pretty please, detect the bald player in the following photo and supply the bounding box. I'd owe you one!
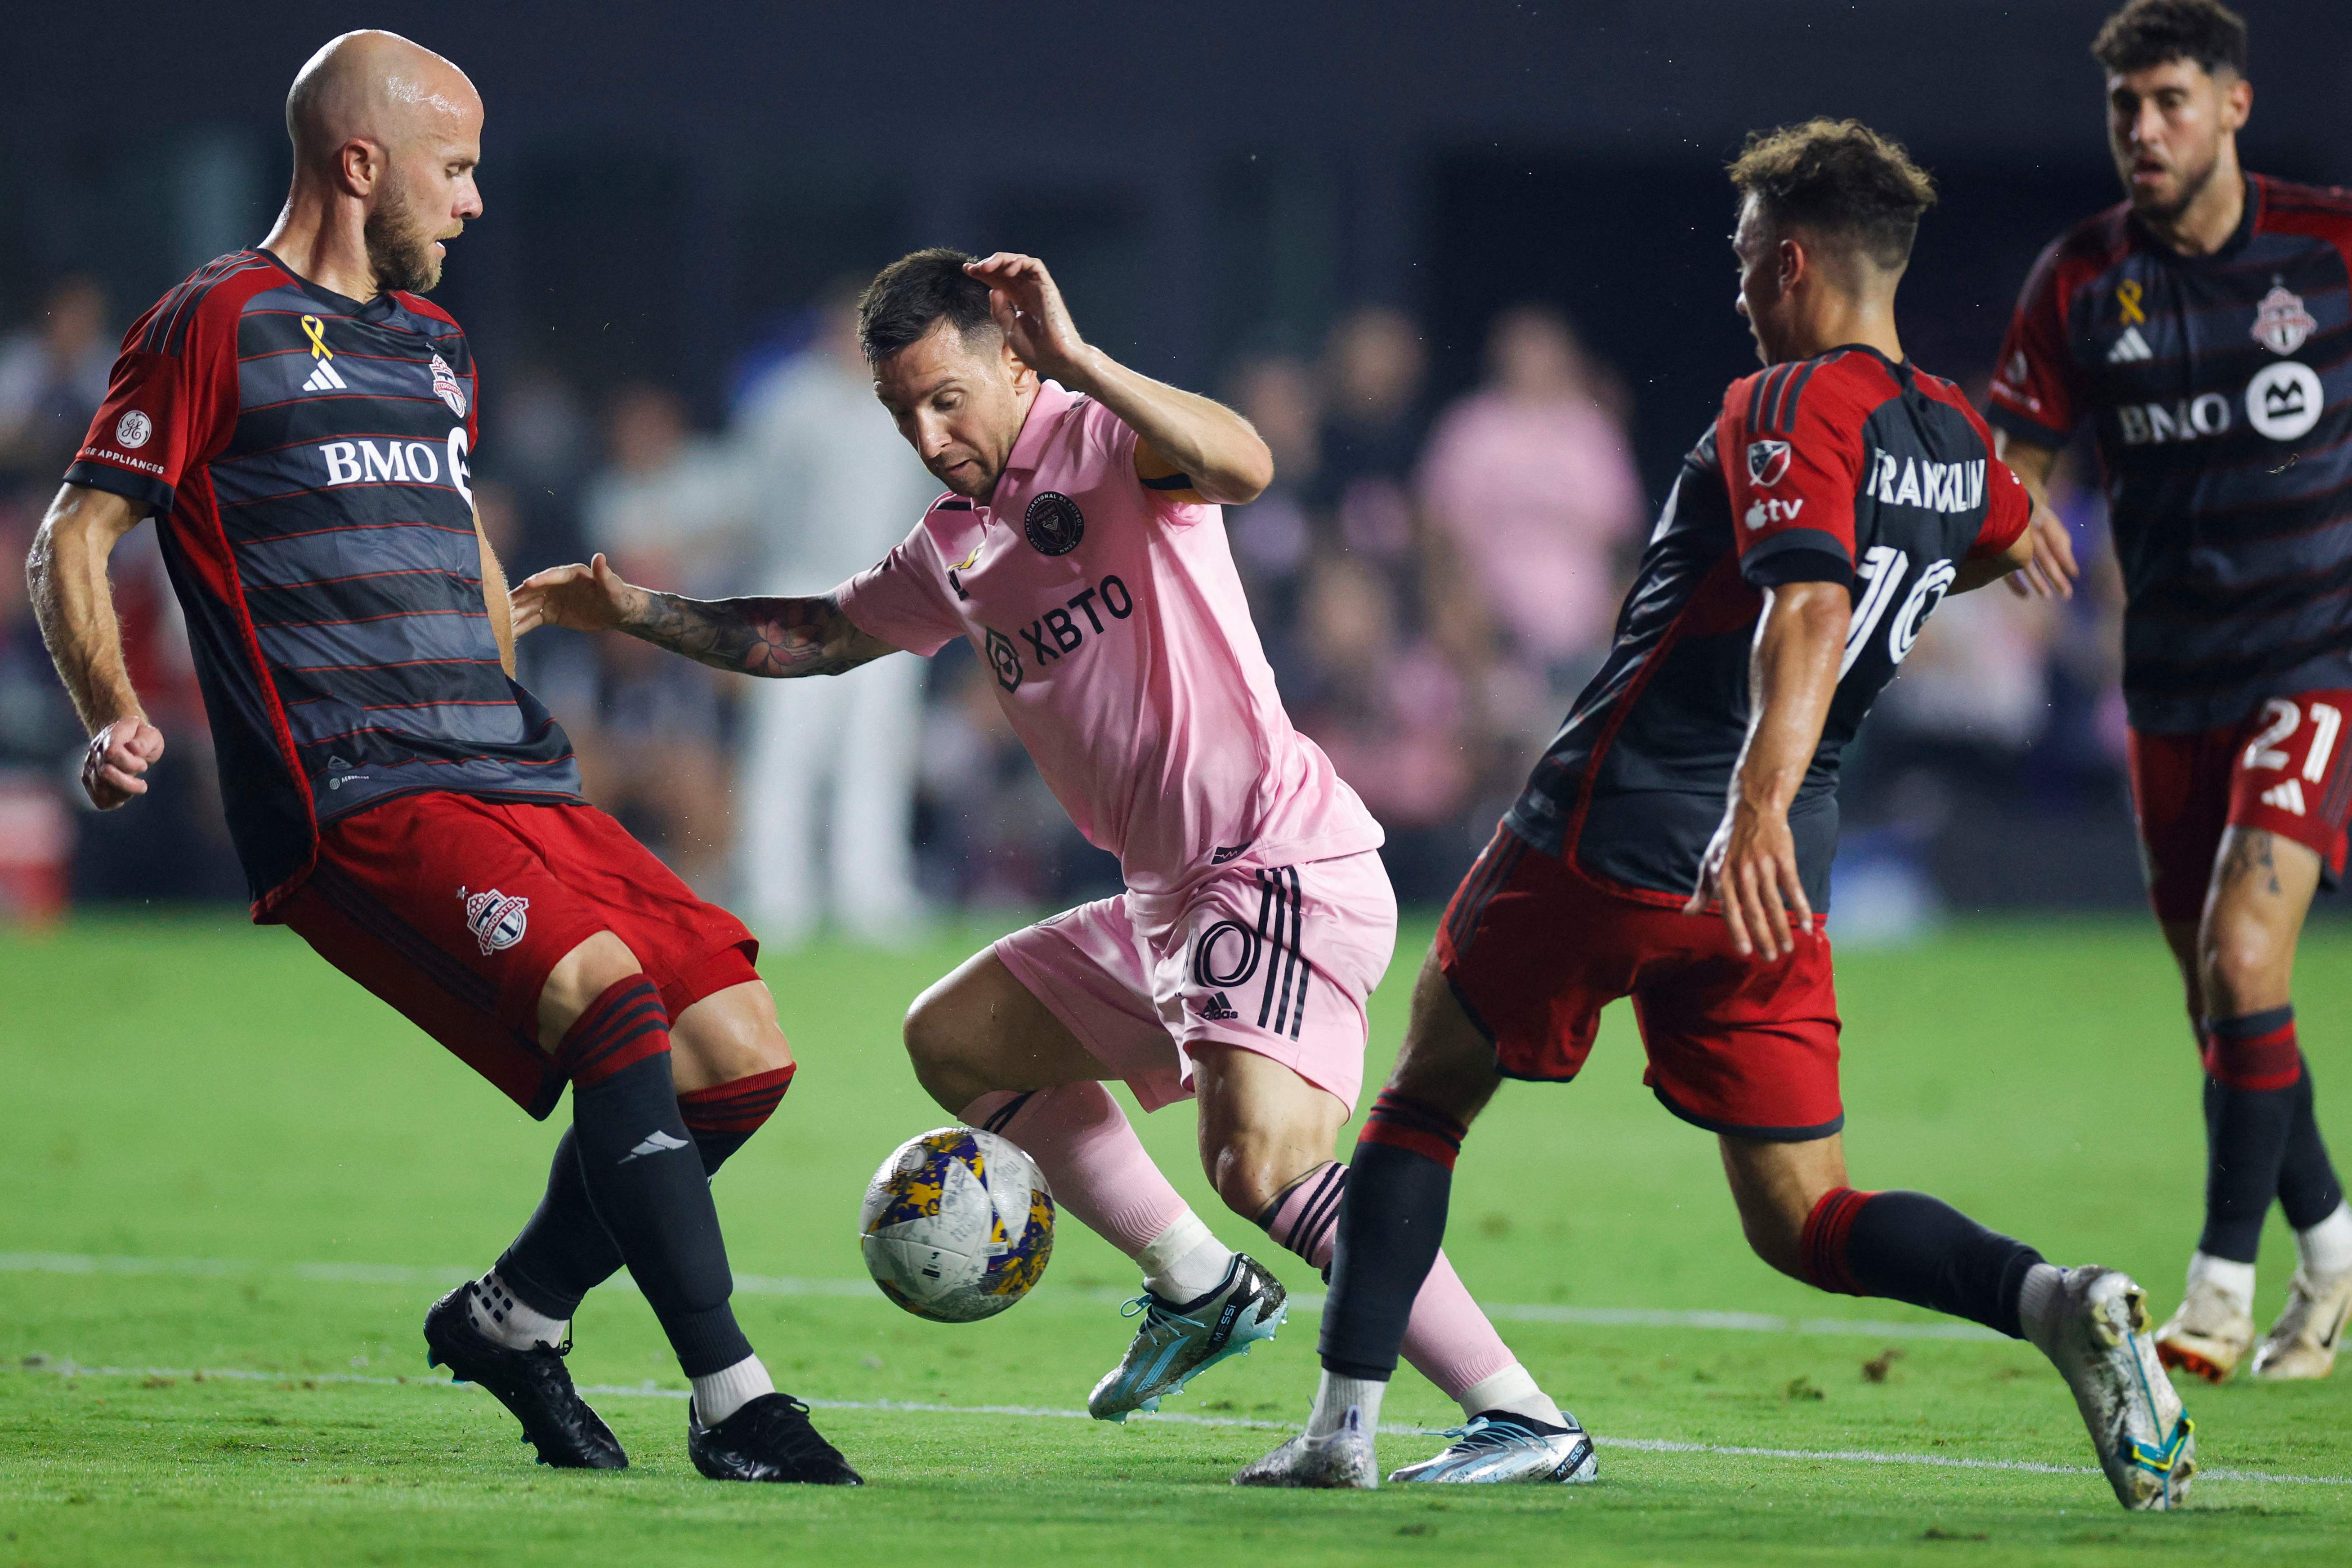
[27,31,858,1484]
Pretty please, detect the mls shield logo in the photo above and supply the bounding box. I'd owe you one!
[2251,282,2316,357]
[430,353,469,417]
[1746,438,1792,487]
[459,886,530,956]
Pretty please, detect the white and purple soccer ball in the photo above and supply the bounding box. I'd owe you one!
[858,1126,1055,1322]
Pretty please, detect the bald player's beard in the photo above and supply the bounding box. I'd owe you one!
[364,177,443,295]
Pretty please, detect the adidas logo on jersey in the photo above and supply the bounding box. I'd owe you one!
[302,358,349,392]
[2106,326,2153,363]
[1196,991,1240,1021]
[2261,779,2308,817]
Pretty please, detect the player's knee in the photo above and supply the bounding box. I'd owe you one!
[2198,921,2287,1016]
[1204,1130,1298,1221]
[902,990,985,1108]
[537,931,648,1049]
[673,981,792,1089]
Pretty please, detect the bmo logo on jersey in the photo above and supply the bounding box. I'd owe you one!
[2115,366,2327,447]
[321,428,473,496]
[984,575,1137,692]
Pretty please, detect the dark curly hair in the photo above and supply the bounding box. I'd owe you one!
[1727,119,1938,271]
[857,248,997,363]
[2092,0,2248,79]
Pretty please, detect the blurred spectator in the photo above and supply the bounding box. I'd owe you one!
[1222,352,1323,681]
[1314,307,1429,571]
[729,285,938,944]
[483,363,595,569]
[0,277,113,491]
[1417,304,1644,694]
[573,385,751,894]
[1290,557,1479,899]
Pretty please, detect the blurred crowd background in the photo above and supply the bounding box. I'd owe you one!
[4,0,2348,938]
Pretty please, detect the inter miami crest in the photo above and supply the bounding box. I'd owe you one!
[1024,491,1085,556]
[1746,438,1792,487]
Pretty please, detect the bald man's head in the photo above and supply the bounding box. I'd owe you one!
[282,31,483,295]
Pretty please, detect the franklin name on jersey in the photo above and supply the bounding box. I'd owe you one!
[1512,346,2030,909]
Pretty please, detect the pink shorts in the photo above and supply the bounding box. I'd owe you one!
[993,851,1398,1115]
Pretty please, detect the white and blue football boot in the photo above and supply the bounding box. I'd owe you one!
[2042,1266,2196,1510]
[1386,1409,1599,1484]
[1087,1253,1287,1421]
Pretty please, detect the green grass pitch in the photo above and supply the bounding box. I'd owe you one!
[3,911,2349,1565]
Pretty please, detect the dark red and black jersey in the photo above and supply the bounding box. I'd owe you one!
[1988,175,2352,733]
[1508,346,2031,907]
[66,250,581,915]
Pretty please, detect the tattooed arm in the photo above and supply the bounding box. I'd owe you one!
[510,553,898,678]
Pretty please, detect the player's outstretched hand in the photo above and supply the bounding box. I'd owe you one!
[2004,504,2080,601]
[512,554,643,637]
[965,252,1089,384]
[81,716,165,810]
[1685,800,1813,962]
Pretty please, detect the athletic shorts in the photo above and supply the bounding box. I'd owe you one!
[1436,824,1842,1141]
[2128,690,2352,925]
[992,851,1397,1116]
[277,792,760,1119]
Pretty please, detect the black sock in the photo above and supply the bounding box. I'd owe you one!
[1802,1188,2043,1339]
[559,979,751,1377]
[1318,1091,1465,1380]
[499,1065,797,1320]
[2276,1053,2346,1231]
[2198,1007,2302,1262]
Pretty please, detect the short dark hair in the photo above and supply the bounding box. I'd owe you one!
[2092,0,2247,79]
[857,248,996,362]
[1727,119,1937,271]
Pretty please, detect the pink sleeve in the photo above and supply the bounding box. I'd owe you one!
[834,524,963,657]
[1084,398,1214,527]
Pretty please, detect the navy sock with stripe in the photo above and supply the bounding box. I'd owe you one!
[2199,1007,2302,1263]
[1318,1090,1466,1380]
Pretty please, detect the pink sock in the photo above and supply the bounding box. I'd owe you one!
[1257,1161,1516,1402]
[961,1085,1191,1257]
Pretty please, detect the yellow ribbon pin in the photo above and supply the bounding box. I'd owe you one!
[300,314,334,361]
[2116,280,2146,327]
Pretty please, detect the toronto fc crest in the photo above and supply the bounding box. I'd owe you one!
[459,886,529,955]
[2251,281,2316,357]
[430,353,470,417]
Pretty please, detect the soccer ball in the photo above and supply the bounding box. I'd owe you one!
[858,1127,1055,1322]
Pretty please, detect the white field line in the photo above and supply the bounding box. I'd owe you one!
[12,1357,2344,1489]
[0,1252,1995,1342]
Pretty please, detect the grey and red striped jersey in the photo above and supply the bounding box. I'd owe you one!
[1988,175,2352,734]
[1509,347,2031,907]
[66,250,581,913]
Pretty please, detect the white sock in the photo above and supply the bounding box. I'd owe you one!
[466,1269,568,1351]
[1456,1363,1565,1427]
[2187,1251,2258,1315]
[2015,1262,2068,1358]
[2296,1201,2352,1279]
[1306,1368,1385,1438]
[1136,1211,1234,1304]
[692,1354,775,1426]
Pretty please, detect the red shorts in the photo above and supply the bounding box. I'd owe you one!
[2128,691,2352,925]
[277,793,760,1118]
[1436,825,1843,1140]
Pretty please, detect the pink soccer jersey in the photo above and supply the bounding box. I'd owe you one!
[836,381,1382,896]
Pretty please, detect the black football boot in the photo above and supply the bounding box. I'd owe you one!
[688,1393,863,1484]
[423,1284,627,1469]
